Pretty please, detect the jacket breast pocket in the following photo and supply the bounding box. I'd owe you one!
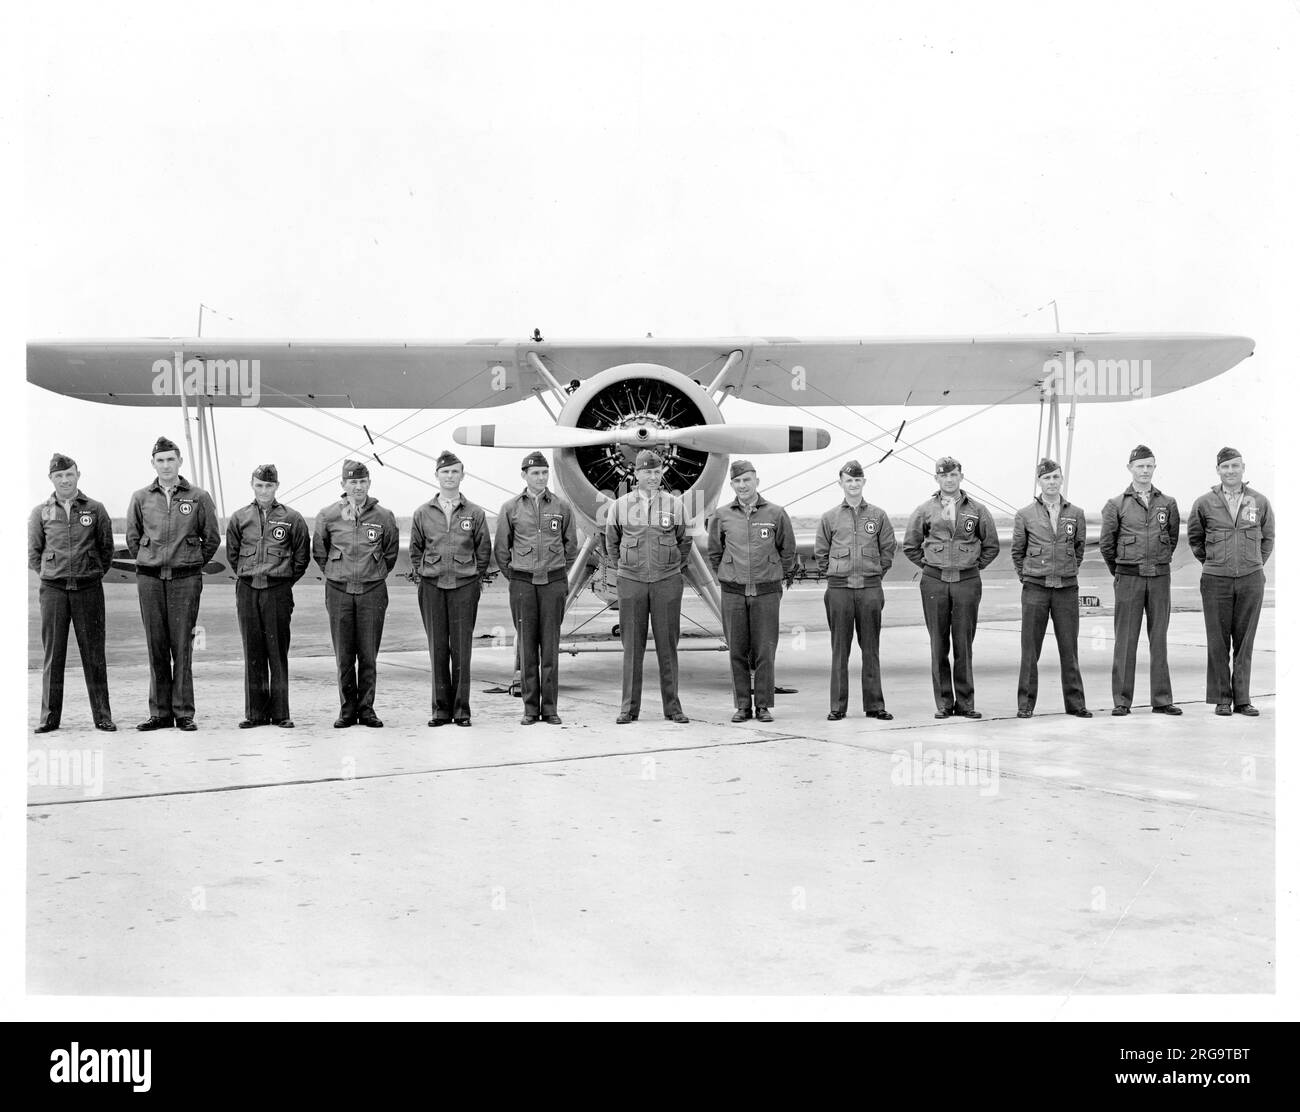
[1206,529,1227,564]
[1241,531,1260,563]
[653,534,678,567]
[830,548,851,575]
[620,536,640,560]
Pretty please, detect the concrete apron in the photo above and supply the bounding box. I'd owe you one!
[28,611,1273,995]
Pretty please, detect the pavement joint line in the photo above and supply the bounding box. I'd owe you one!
[25,735,795,808]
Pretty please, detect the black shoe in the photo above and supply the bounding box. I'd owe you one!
[934,709,953,719]
[34,722,59,734]
[867,710,893,721]
[1234,704,1260,717]
[334,717,356,729]
[1016,710,1033,719]
[428,718,449,727]
[1215,704,1233,716]
[1071,709,1094,718]
[273,719,295,729]
[755,707,774,722]
[826,711,845,721]
[136,716,173,731]
[238,719,269,729]
[731,708,753,723]
[521,715,539,726]
[616,713,636,725]
[543,715,562,725]
[454,718,471,727]
[1152,705,1183,716]
[958,710,982,719]
[175,717,197,732]
[358,713,384,728]
[1111,706,1130,717]
[669,712,690,724]
[95,720,116,732]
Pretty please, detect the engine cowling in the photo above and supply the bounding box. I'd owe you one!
[550,363,729,531]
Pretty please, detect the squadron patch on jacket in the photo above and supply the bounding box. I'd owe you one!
[1157,510,1168,526]
[179,501,193,515]
[1065,520,1075,537]
[79,513,93,527]
[459,518,473,531]
[866,520,877,534]
[366,525,380,542]
[963,517,976,534]
[759,526,771,539]
[549,516,561,532]
[271,524,287,541]
[660,514,673,529]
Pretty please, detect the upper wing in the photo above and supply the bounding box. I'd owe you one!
[27,333,1253,409]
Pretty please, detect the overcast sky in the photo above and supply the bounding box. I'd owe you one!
[21,1,1292,523]
[11,0,1297,1024]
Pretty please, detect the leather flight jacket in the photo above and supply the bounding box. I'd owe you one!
[903,491,1000,583]
[313,496,400,594]
[28,490,115,588]
[605,490,692,584]
[494,489,578,585]
[226,500,311,588]
[126,475,221,579]
[814,500,896,588]
[1099,485,1179,577]
[1011,496,1087,588]
[1188,484,1274,578]
[409,494,490,589]
[706,495,797,597]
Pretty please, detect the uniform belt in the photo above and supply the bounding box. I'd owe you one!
[135,565,203,579]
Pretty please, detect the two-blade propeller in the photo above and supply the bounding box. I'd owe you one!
[454,423,830,454]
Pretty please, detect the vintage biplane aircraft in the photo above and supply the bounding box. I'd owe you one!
[28,332,1254,646]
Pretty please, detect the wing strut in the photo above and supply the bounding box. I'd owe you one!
[1036,351,1079,498]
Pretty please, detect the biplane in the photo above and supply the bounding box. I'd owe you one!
[28,332,1254,645]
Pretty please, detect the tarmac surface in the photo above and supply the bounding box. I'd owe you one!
[27,565,1274,995]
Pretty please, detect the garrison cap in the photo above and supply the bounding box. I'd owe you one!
[1128,444,1155,463]
[435,450,463,471]
[151,436,180,457]
[521,451,548,471]
[1037,458,1062,478]
[935,456,961,475]
[838,459,865,478]
[48,452,77,474]
[252,463,279,483]
[341,459,370,481]
[729,459,757,479]
[634,449,663,469]
[1216,446,1243,465]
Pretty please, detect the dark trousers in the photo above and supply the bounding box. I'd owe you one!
[1200,570,1265,706]
[419,578,481,720]
[137,573,203,720]
[1111,574,1172,708]
[721,590,781,709]
[235,579,294,722]
[39,581,111,726]
[1018,582,1086,713]
[824,585,885,715]
[919,575,981,712]
[618,575,683,717]
[509,577,566,716]
[325,580,388,719]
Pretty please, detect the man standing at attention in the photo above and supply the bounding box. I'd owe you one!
[127,436,220,732]
[410,450,491,728]
[29,453,116,733]
[706,460,797,723]
[1011,459,1092,719]
[605,449,693,725]
[902,457,999,719]
[494,451,578,726]
[1099,445,1181,716]
[313,459,399,728]
[1187,448,1274,717]
[813,459,896,722]
[226,463,311,729]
